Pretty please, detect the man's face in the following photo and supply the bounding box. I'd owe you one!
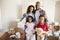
[36,3,40,9]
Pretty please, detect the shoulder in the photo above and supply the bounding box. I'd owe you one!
[36,23,40,26]
[23,13,27,16]
[44,23,48,25]
[39,8,45,13]
[44,23,49,27]
[32,13,35,15]
[25,22,29,25]
[40,8,45,11]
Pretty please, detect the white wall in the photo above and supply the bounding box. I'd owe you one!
[1,0,20,32]
[44,0,56,23]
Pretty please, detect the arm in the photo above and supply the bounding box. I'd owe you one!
[33,25,37,34]
[25,25,27,30]
[20,14,26,21]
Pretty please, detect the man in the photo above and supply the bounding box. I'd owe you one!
[35,1,48,40]
[35,1,48,23]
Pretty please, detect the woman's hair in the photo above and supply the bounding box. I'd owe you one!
[27,5,35,13]
[26,16,34,22]
[39,15,47,23]
[36,1,40,9]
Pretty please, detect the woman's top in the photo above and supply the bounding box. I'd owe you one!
[20,13,35,21]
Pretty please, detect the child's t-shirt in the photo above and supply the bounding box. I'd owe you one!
[25,22,35,34]
[36,23,48,31]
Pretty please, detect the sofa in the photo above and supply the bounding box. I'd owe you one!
[0,28,25,40]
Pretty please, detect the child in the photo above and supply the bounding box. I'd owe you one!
[35,1,48,23]
[36,15,48,40]
[25,16,35,40]
[52,25,60,37]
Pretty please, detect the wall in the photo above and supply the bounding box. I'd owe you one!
[55,1,60,23]
[1,0,21,32]
[45,0,56,23]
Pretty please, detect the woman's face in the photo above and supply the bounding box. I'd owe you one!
[36,3,40,9]
[28,17,32,22]
[39,17,44,23]
[29,7,33,12]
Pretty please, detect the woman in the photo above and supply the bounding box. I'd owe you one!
[20,5,35,21]
[35,1,48,23]
[20,5,35,40]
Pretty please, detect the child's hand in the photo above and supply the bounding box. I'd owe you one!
[32,30,35,34]
[41,31,48,36]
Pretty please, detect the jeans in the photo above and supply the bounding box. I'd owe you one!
[44,36,47,40]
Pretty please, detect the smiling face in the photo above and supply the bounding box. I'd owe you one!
[28,17,32,23]
[29,7,33,13]
[39,16,45,23]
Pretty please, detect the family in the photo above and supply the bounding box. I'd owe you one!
[20,1,60,40]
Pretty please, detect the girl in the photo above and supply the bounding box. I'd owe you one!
[25,16,35,40]
[36,15,48,40]
[20,5,35,21]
